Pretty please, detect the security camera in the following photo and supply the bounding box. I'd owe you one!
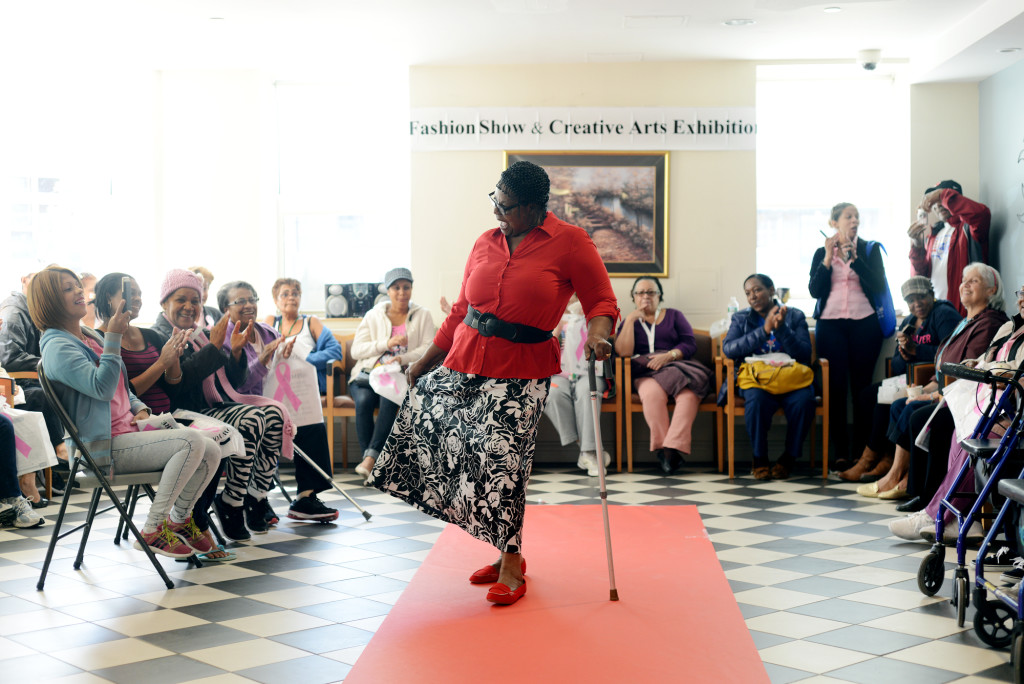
[858,49,881,71]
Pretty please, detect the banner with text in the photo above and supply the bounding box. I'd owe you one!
[410,107,756,151]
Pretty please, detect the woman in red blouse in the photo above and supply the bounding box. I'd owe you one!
[369,161,618,605]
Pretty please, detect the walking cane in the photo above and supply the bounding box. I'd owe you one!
[293,445,372,521]
[588,356,619,600]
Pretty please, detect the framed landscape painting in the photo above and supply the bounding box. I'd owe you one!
[505,151,669,277]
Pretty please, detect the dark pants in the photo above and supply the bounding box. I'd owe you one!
[902,404,955,500]
[350,379,400,454]
[1,415,21,498]
[740,385,817,467]
[814,316,883,462]
[293,423,333,495]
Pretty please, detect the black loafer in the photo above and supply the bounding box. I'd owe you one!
[30,498,50,509]
[664,448,686,474]
[655,449,672,474]
[895,496,923,513]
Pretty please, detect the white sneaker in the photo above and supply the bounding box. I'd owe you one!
[920,519,984,545]
[0,496,45,529]
[888,510,933,541]
[577,450,612,477]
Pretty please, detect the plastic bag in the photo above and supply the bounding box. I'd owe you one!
[369,363,409,404]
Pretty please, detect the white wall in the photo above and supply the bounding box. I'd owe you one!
[408,62,757,330]
[979,60,1024,298]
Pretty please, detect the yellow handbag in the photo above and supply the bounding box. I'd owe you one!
[737,361,814,394]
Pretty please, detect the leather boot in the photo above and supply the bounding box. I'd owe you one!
[838,448,880,482]
[859,455,894,483]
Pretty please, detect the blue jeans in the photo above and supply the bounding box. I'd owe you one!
[740,385,817,467]
[350,379,400,455]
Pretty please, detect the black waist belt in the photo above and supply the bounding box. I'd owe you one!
[463,305,553,344]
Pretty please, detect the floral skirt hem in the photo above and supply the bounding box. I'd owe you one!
[368,366,549,554]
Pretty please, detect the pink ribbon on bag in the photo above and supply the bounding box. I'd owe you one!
[15,434,31,457]
[376,365,400,393]
[273,363,302,409]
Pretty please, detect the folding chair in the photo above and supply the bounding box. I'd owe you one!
[35,361,194,590]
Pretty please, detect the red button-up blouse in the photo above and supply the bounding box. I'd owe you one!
[436,212,620,380]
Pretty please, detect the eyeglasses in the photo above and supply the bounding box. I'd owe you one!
[488,191,520,216]
[1016,290,1024,300]
[634,290,660,297]
[228,297,259,307]
[277,291,300,299]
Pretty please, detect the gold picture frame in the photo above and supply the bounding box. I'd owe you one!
[504,151,669,277]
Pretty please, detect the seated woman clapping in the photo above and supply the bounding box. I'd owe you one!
[219,280,338,522]
[91,272,239,560]
[151,269,286,541]
[721,274,816,480]
[31,266,220,558]
[265,278,343,395]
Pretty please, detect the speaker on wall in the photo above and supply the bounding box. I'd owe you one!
[324,283,384,318]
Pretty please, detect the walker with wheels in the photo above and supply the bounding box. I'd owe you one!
[916,362,1024,632]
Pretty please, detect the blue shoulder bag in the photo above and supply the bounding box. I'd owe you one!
[865,241,896,337]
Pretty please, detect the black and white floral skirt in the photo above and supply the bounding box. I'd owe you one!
[369,366,550,554]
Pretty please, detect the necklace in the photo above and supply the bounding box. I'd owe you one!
[283,316,300,337]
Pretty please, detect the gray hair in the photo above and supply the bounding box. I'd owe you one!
[963,262,1003,311]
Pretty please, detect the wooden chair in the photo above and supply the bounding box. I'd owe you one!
[721,331,830,479]
[6,370,53,499]
[623,329,722,473]
[322,333,355,470]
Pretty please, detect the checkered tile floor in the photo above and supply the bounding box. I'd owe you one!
[0,461,1016,683]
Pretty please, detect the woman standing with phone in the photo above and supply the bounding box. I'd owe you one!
[809,202,888,470]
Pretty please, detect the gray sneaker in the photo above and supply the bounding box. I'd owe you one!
[0,496,45,529]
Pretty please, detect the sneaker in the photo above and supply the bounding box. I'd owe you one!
[166,515,215,554]
[980,546,1017,572]
[213,493,251,541]
[888,510,933,541]
[920,520,984,545]
[577,451,598,476]
[0,500,13,526]
[0,496,45,529]
[288,494,340,521]
[260,498,279,526]
[133,521,194,559]
[1000,558,1024,585]
[243,494,270,534]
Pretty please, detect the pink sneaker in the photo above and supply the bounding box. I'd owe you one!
[166,515,215,554]
[133,521,195,559]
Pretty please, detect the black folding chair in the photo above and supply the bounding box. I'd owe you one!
[35,361,197,590]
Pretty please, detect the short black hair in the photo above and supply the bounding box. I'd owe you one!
[630,275,664,298]
[498,161,550,210]
[743,273,775,290]
[94,272,131,321]
[217,280,257,313]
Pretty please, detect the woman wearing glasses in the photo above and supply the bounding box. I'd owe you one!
[349,268,435,480]
[615,276,711,475]
[217,280,339,523]
[265,278,343,395]
[370,161,618,605]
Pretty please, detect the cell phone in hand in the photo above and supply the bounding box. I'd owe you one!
[121,277,132,314]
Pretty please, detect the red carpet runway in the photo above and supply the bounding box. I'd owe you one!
[345,505,767,683]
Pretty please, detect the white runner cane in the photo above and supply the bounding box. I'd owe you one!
[293,445,372,521]
[588,356,619,600]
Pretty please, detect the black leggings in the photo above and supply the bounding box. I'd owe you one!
[815,316,883,462]
[902,404,955,500]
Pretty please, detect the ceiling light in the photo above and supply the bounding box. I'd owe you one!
[723,18,755,26]
[823,7,842,13]
[999,47,1022,53]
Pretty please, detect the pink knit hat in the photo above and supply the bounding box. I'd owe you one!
[159,269,204,303]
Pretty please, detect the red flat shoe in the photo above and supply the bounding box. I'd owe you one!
[469,559,527,584]
[486,580,527,605]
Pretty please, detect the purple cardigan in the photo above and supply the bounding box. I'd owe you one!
[617,308,696,359]
[222,321,279,394]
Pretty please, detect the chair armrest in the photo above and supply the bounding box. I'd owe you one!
[327,359,345,399]
[723,357,737,406]
[910,362,935,387]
